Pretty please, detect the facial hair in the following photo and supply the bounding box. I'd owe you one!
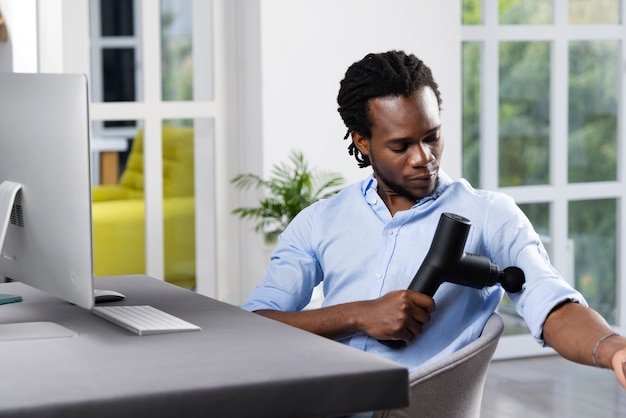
[369,151,422,202]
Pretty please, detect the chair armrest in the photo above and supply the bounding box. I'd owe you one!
[373,313,504,418]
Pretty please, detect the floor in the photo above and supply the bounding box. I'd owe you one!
[481,355,626,418]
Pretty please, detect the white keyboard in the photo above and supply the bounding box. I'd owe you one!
[92,305,202,336]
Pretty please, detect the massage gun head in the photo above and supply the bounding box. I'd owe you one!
[499,266,525,293]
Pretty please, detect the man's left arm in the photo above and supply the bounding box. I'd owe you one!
[543,301,626,388]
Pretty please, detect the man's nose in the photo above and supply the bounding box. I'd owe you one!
[408,144,430,166]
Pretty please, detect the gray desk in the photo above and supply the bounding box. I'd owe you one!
[0,275,408,418]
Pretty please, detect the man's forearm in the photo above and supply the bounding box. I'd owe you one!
[254,303,364,340]
[543,301,626,368]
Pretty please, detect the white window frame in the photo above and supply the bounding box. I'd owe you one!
[38,0,226,299]
[88,0,143,139]
[463,0,626,359]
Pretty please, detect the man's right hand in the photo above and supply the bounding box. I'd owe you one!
[357,290,435,345]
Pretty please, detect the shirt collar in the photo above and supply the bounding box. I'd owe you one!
[361,170,452,205]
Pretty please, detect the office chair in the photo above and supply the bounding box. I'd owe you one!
[373,312,504,418]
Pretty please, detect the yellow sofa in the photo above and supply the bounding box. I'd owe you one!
[91,125,196,289]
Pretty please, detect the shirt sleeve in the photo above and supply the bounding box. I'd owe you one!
[485,194,588,347]
[241,203,323,313]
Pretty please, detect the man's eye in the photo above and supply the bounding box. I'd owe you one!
[424,135,440,144]
[390,146,407,153]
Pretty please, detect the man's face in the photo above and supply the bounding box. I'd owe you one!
[353,87,444,204]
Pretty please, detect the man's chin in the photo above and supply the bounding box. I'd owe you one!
[407,182,437,199]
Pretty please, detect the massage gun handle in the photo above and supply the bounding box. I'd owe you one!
[379,339,409,349]
[377,265,439,348]
[378,213,470,349]
[378,268,439,348]
[408,265,445,296]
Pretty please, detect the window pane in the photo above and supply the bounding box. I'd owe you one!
[568,199,617,324]
[162,120,196,289]
[462,0,482,25]
[161,0,193,101]
[102,48,137,102]
[568,41,618,183]
[518,202,550,237]
[100,0,134,36]
[499,41,550,187]
[92,121,146,281]
[462,42,481,187]
[499,0,552,24]
[90,0,142,104]
[569,0,619,24]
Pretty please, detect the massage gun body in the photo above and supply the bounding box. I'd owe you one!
[408,212,524,297]
[409,252,502,297]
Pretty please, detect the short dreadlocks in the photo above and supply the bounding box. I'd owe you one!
[337,50,443,168]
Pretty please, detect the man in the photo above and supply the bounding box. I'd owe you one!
[242,50,626,388]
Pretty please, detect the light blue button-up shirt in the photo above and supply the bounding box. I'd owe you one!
[242,171,586,371]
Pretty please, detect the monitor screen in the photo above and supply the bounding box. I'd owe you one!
[0,73,95,332]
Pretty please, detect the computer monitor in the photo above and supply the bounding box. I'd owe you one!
[0,72,95,338]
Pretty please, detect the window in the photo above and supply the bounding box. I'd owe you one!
[88,0,217,296]
[462,0,625,357]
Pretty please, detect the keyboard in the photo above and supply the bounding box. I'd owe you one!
[92,305,202,336]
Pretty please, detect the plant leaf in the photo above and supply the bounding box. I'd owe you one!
[231,150,345,244]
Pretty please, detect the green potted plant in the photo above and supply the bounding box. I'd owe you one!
[231,150,345,244]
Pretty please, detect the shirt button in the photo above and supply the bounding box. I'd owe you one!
[376,273,382,279]
[386,229,394,235]
[370,198,377,204]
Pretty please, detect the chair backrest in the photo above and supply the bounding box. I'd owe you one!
[373,312,504,418]
[119,125,195,199]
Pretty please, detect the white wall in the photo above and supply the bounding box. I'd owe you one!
[259,0,462,184]
[237,0,462,300]
[0,0,37,72]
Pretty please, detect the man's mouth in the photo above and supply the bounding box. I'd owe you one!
[407,171,437,185]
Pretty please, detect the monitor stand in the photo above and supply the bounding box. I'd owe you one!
[0,180,22,255]
[0,322,78,341]
[0,181,80,341]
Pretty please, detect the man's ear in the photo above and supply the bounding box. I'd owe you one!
[351,131,370,157]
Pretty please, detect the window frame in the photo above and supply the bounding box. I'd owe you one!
[462,0,626,359]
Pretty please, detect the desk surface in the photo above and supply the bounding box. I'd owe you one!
[0,275,408,418]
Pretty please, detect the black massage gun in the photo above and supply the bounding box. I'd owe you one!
[379,212,525,349]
